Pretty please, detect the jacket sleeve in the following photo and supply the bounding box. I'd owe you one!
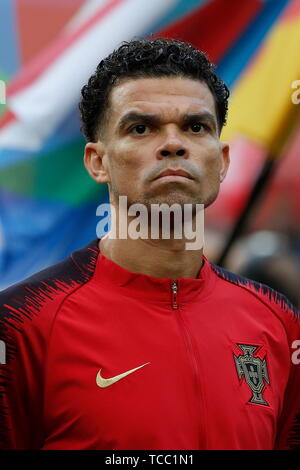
[0,321,45,449]
[274,303,300,450]
[0,275,72,449]
[0,242,98,449]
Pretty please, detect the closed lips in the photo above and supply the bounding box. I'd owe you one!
[155,169,193,179]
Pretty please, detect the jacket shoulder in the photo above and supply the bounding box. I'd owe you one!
[210,263,299,323]
[0,239,99,361]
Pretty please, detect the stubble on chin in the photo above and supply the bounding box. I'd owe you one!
[109,180,220,210]
[136,186,220,210]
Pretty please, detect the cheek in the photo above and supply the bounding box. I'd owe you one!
[197,141,222,176]
[106,144,145,192]
[108,142,143,172]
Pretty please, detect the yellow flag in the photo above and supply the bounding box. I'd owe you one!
[221,4,300,157]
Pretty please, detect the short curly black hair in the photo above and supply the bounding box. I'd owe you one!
[79,37,229,142]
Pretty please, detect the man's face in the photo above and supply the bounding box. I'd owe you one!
[85,76,229,209]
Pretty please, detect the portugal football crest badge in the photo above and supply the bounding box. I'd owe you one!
[234,344,270,406]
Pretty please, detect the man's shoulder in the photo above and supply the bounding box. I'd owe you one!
[0,239,99,335]
[210,262,299,325]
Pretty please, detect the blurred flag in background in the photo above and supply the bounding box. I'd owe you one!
[0,0,300,288]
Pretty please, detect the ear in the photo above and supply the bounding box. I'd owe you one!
[219,142,230,183]
[84,141,110,184]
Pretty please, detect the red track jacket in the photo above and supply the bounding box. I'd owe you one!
[0,239,299,449]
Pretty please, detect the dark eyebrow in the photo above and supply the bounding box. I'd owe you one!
[117,110,218,133]
[117,111,161,131]
[182,112,218,132]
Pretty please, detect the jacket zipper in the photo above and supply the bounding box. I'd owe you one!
[170,279,207,448]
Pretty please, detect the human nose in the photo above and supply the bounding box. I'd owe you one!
[156,127,188,160]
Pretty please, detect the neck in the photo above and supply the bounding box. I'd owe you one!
[98,200,204,279]
[99,236,203,279]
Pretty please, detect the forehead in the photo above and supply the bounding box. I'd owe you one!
[108,76,217,123]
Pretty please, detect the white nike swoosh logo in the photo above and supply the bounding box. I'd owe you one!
[96,362,150,388]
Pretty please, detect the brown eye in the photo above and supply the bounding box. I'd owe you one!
[190,123,204,133]
[131,125,149,134]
